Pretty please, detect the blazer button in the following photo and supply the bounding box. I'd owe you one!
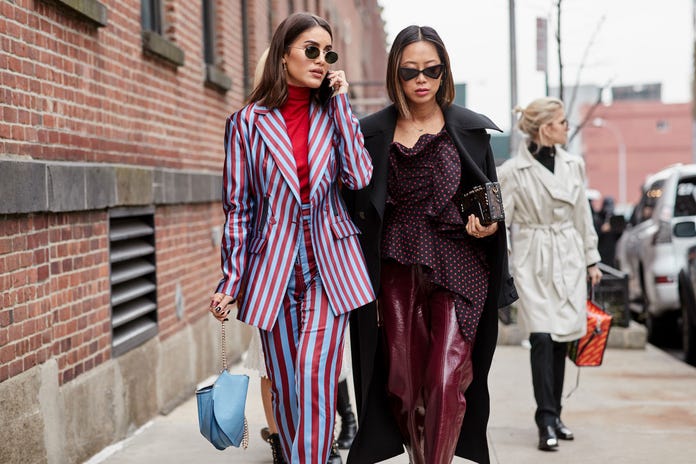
[358,211,366,220]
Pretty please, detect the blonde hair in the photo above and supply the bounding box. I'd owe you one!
[253,48,269,88]
[513,97,564,140]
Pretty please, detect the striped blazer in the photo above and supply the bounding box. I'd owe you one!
[216,93,375,331]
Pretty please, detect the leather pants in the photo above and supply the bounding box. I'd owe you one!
[380,260,474,464]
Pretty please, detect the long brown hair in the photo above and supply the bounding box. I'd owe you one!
[386,25,455,119]
[247,12,333,108]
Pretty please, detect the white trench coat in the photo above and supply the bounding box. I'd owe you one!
[498,143,600,342]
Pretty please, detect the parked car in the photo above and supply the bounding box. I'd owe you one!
[615,164,696,347]
[678,245,696,366]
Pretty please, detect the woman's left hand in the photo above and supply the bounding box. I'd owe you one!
[588,264,603,286]
[327,70,349,95]
[466,214,498,239]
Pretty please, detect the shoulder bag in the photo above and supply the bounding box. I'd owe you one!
[195,320,250,450]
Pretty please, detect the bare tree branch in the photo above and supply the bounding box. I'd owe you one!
[568,76,615,144]
[556,0,563,100]
[567,14,606,116]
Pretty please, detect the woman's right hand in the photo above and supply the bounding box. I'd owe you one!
[209,293,235,322]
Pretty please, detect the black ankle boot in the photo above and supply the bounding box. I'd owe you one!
[538,425,558,451]
[336,380,357,449]
[267,433,287,464]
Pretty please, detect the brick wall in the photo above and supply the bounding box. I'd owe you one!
[1,0,243,171]
[582,102,692,205]
[154,204,221,341]
[0,212,111,385]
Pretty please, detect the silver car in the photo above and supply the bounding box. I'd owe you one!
[615,163,696,346]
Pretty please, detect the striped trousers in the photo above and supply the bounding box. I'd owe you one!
[260,204,348,463]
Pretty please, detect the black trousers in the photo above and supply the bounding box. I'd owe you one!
[529,333,567,429]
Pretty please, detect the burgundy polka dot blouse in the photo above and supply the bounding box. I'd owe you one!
[382,129,490,342]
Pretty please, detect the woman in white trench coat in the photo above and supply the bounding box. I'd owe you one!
[497,97,602,452]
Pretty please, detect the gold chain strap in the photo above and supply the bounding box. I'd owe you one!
[242,417,249,449]
[221,320,227,371]
[220,320,249,450]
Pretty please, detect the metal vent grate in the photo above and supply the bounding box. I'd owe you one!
[109,208,158,357]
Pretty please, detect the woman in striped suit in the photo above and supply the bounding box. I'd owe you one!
[209,12,374,464]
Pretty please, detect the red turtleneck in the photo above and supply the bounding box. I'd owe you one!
[280,85,311,203]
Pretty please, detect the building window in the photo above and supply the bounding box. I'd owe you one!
[109,207,158,357]
[656,120,670,132]
[241,0,250,95]
[202,0,216,65]
[202,0,232,91]
[141,0,163,33]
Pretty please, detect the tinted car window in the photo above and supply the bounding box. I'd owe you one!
[634,180,665,223]
[674,177,696,217]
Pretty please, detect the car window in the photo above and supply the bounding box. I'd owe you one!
[674,177,696,217]
[635,180,665,222]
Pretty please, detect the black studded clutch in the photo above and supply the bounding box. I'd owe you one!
[453,182,505,226]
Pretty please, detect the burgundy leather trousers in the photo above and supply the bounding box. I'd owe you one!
[380,260,475,464]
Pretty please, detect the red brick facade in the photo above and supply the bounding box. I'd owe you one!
[582,102,693,206]
[0,212,111,385]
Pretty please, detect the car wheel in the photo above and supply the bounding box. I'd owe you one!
[647,311,680,348]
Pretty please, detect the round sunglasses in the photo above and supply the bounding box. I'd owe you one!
[398,64,444,81]
[290,45,339,64]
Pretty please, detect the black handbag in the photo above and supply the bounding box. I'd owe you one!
[453,182,505,226]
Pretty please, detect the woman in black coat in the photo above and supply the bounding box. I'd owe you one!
[343,25,517,464]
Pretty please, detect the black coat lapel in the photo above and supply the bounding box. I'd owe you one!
[361,106,397,219]
[443,105,502,187]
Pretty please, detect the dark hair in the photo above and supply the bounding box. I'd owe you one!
[247,12,333,108]
[386,25,455,119]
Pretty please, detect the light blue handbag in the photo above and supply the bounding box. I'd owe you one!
[195,321,249,450]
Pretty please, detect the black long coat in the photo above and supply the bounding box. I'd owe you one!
[342,104,518,464]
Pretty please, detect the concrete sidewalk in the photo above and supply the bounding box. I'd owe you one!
[89,344,696,464]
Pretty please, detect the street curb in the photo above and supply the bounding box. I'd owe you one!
[497,320,647,349]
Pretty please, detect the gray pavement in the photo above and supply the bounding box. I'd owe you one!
[88,344,696,464]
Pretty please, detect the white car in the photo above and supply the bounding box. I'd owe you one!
[615,164,696,345]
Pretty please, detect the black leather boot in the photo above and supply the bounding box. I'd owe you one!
[538,425,558,451]
[554,417,574,440]
[336,379,357,449]
[267,433,287,464]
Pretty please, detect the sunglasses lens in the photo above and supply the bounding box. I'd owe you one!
[423,65,444,79]
[304,46,320,59]
[398,68,420,81]
[325,51,338,64]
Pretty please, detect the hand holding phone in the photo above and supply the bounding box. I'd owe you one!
[326,70,348,96]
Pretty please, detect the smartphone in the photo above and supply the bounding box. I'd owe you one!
[317,76,333,105]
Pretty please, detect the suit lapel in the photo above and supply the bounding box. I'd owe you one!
[255,107,301,204]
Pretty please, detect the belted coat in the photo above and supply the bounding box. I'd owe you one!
[497,143,600,341]
[216,94,375,330]
[342,103,518,464]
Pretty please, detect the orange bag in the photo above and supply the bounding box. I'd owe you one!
[568,300,613,367]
